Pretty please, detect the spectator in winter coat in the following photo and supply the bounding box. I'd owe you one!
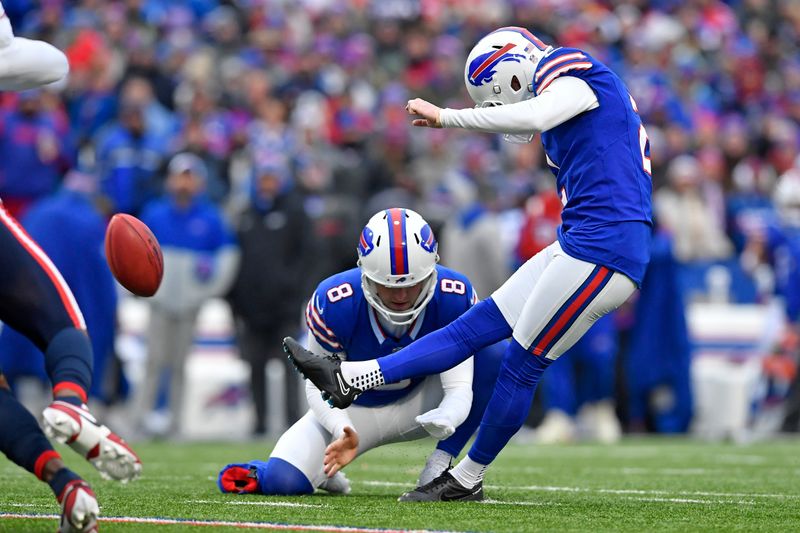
[227,162,312,436]
[135,152,239,437]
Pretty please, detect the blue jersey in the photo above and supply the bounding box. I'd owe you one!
[766,223,800,323]
[532,47,653,285]
[305,266,478,407]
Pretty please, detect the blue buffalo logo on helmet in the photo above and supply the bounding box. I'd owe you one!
[419,224,437,253]
[468,44,526,87]
[358,226,375,256]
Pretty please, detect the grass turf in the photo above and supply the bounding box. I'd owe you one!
[0,436,798,532]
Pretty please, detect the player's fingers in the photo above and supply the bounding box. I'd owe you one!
[412,119,430,127]
[325,461,340,477]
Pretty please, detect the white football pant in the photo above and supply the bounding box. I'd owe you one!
[270,376,443,488]
[492,241,635,360]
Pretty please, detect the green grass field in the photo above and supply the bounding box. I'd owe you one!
[1,437,798,532]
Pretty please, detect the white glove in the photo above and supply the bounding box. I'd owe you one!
[415,408,456,440]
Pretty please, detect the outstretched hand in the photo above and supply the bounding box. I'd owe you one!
[323,426,359,477]
[406,98,442,128]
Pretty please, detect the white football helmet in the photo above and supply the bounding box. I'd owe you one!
[464,26,552,143]
[357,208,439,326]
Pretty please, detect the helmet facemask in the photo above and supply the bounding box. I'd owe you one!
[361,269,438,326]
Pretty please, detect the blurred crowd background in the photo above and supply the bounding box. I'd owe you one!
[1,0,799,442]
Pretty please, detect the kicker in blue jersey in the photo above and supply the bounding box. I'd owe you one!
[533,46,653,286]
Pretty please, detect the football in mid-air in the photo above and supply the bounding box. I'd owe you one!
[105,213,163,297]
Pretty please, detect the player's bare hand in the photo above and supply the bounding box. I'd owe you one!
[406,98,442,128]
[323,426,359,477]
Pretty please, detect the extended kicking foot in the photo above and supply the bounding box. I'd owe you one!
[283,337,361,409]
[43,401,141,482]
[398,471,484,502]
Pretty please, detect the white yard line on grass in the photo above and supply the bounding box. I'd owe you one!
[0,513,466,533]
[481,500,558,506]
[361,480,799,501]
[188,499,325,508]
[625,497,756,505]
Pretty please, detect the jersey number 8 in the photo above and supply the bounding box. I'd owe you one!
[327,283,354,303]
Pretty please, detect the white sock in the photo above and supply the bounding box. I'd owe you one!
[341,360,384,390]
[449,457,488,489]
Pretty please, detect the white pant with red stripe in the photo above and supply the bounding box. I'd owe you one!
[492,241,635,360]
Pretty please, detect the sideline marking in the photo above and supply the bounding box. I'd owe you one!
[0,513,465,532]
[188,499,325,508]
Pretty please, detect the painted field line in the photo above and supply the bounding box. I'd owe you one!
[361,480,798,500]
[625,497,756,505]
[0,513,465,533]
[481,500,557,506]
[188,499,325,508]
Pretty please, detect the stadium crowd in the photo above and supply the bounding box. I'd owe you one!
[0,0,799,439]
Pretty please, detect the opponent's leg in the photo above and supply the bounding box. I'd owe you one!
[0,381,99,531]
[0,203,141,482]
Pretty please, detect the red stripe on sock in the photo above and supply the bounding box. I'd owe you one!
[34,450,61,480]
[53,382,88,404]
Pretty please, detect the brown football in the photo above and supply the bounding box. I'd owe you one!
[104,213,163,297]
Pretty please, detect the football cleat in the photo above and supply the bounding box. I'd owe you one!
[398,471,484,502]
[417,451,453,487]
[218,465,260,494]
[318,471,351,495]
[43,401,142,483]
[283,337,361,409]
[58,479,99,533]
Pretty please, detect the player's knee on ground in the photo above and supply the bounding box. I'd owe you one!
[218,458,314,495]
[259,458,314,495]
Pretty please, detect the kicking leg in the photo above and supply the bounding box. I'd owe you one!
[402,245,636,501]
[283,298,510,408]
